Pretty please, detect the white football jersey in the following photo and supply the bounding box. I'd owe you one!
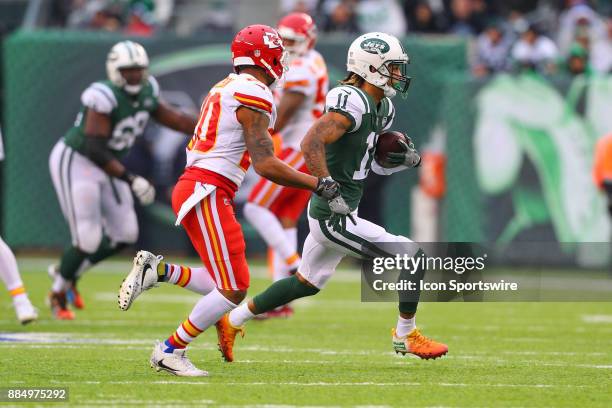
[185,73,277,187]
[277,49,328,150]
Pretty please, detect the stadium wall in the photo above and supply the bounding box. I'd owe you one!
[1,29,466,251]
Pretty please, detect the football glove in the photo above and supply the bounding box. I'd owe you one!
[315,176,340,200]
[387,137,421,168]
[130,175,155,206]
[328,195,356,232]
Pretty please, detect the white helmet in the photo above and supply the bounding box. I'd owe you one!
[346,32,410,98]
[106,41,149,94]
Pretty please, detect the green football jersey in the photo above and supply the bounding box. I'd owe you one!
[63,76,160,158]
[309,84,395,219]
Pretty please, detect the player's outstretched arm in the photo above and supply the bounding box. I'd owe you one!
[153,100,198,135]
[82,110,154,205]
[300,112,351,178]
[273,91,306,134]
[237,106,317,191]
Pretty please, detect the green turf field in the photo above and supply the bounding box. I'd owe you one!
[2,257,612,407]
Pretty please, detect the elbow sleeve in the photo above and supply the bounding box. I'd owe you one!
[83,136,115,167]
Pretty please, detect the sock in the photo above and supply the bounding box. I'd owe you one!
[52,273,69,293]
[244,203,299,267]
[8,286,28,303]
[251,274,319,315]
[272,249,285,282]
[73,238,127,282]
[163,289,237,352]
[229,302,256,327]
[59,246,89,282]
[395,316,416,338]
[0,236,24,291]
[88,237,126,264]
[158,263,216,295]
[272,228,299,282]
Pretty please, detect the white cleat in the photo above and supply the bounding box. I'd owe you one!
[118,250,162,311]
[14,297,38,325]
[149,341,208,377]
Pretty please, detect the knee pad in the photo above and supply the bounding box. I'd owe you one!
[111,217,139,244]
[76,223,103,254]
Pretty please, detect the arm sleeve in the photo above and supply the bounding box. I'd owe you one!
[81,83,118,114]
[325,86,367,133]
[233,81,274,120]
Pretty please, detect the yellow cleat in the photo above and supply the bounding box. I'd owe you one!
[215,314,244,362]
[392,327,448,360]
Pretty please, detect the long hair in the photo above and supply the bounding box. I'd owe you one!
[339,72,364,87]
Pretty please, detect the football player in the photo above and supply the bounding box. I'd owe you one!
[245,12,328,318]
[222,32,449,360]
[0,130,38,324]
[117,25,346,376]
[48,41,198,319]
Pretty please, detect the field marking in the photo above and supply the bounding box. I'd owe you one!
[2,334,610,361]
[78,399,215,404]
[46,379,594,389]
[581,314,612,324]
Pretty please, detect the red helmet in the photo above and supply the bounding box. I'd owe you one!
[231,24,287,82]
[277,12,317,57]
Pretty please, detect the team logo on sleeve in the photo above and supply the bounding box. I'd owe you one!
[360,38,390,54]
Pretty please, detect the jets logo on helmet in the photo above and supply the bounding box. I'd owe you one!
[277,12,317,60]
[231,24,288,83]
[347,32,411,98]
[106,41,149,95]
[360,39,390,54]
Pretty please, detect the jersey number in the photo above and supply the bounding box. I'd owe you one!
[109,111,150,150]
[188,93,222,153]
[353,132,377,180]
[335,93,349,110]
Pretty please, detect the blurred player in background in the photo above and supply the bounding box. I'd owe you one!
[245,12,328,318]
[0,128,38,324]
[48,41,198,320]
[594,133,612,216]
[118,25,346,376]
[222,32,448,361]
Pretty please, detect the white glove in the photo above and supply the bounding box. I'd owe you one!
[130,176,155,206]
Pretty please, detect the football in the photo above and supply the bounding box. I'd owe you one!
[375,130,409,168]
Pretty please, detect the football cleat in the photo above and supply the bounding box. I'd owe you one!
[215,314,244,362]
[48,292,75,320]
[392,328,448,360]
[253,304,294,320]
[68,284,85,310]
[13,297,38,325]
[48,264,85,309]
[118,250,162,311]
[150,341,208,377]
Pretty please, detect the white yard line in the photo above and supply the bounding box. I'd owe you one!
[581,314,612,323]
[46,379,593,388]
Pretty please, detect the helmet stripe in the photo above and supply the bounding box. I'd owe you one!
[125,41,134,60]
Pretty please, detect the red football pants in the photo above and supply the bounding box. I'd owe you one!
[172,179,249,291]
